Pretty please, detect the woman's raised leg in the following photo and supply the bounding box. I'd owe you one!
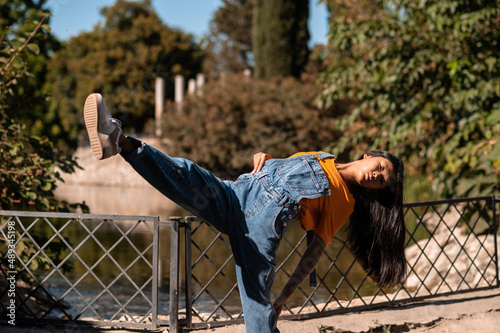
[83,93,236,233]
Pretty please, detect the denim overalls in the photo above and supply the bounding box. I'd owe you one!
[123,137,332,333]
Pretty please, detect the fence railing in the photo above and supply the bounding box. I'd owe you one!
[1,196,498,331]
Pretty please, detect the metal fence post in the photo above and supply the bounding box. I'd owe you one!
[169,217,181,333]
[494,196,499,287]
[185,217,194,328]
[152,216,160,329]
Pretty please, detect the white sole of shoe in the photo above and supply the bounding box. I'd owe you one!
[83,94,104,160]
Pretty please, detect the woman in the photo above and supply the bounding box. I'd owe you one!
[84,93,407,333]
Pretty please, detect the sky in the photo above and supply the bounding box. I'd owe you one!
[46,0,329,46]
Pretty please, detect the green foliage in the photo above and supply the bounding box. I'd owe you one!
[1,11,86,287]
[0,0,65,148]
[1,16,87,213]
[163,74,340,177]
[319,0,499,198]
[253,0,310,79]
[47,0,204,133]
[0,120,84,211]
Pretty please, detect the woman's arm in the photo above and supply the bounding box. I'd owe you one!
[251,152,273,174]
[273,232,326,320]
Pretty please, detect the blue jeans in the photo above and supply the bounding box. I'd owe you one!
[122,137,331,333]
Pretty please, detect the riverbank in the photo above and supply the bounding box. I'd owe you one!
[55,137,181,218]
[61,136,169,188]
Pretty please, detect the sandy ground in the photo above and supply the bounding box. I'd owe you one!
[203,287,500,333]
[1,287,499,333]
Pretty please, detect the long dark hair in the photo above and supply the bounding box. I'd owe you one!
[346,151,407,287]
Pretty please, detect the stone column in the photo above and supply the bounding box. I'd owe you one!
[175,75,184,113]
[155,77,165,137]
[196,73,205,96]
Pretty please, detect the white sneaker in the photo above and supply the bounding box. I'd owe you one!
[83,93,122,160]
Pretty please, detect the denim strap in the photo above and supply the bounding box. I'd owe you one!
[314,152,334,160]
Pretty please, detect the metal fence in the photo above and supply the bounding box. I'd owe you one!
[1,196,499,332]
[179,196,499,330]
[0,212,164,330]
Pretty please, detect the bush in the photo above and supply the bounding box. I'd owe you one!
[162,74,341,177]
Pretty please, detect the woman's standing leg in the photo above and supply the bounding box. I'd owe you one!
[229,174,298,333]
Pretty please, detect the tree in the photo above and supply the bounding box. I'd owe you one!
[1,3,84,293]
[203,0,253,79]
[47,0,204,133]
[1,18,85,212]
[319,0,500,198]
[323,0,379,21]
[253,0,310,79]
[0,0,65,146]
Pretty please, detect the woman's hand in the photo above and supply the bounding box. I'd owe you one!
[251,152,272,174]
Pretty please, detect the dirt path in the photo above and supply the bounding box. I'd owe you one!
[201,288,500,333]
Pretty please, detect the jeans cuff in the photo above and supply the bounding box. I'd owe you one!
[120,136,147,162]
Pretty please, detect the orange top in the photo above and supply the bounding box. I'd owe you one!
[290,152,355,246]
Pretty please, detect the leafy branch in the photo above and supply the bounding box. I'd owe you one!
[1,16,47,82]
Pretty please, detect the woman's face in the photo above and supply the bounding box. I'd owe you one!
[356,154,396,190]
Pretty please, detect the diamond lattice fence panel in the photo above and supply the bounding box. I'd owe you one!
[0,212,159,330]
